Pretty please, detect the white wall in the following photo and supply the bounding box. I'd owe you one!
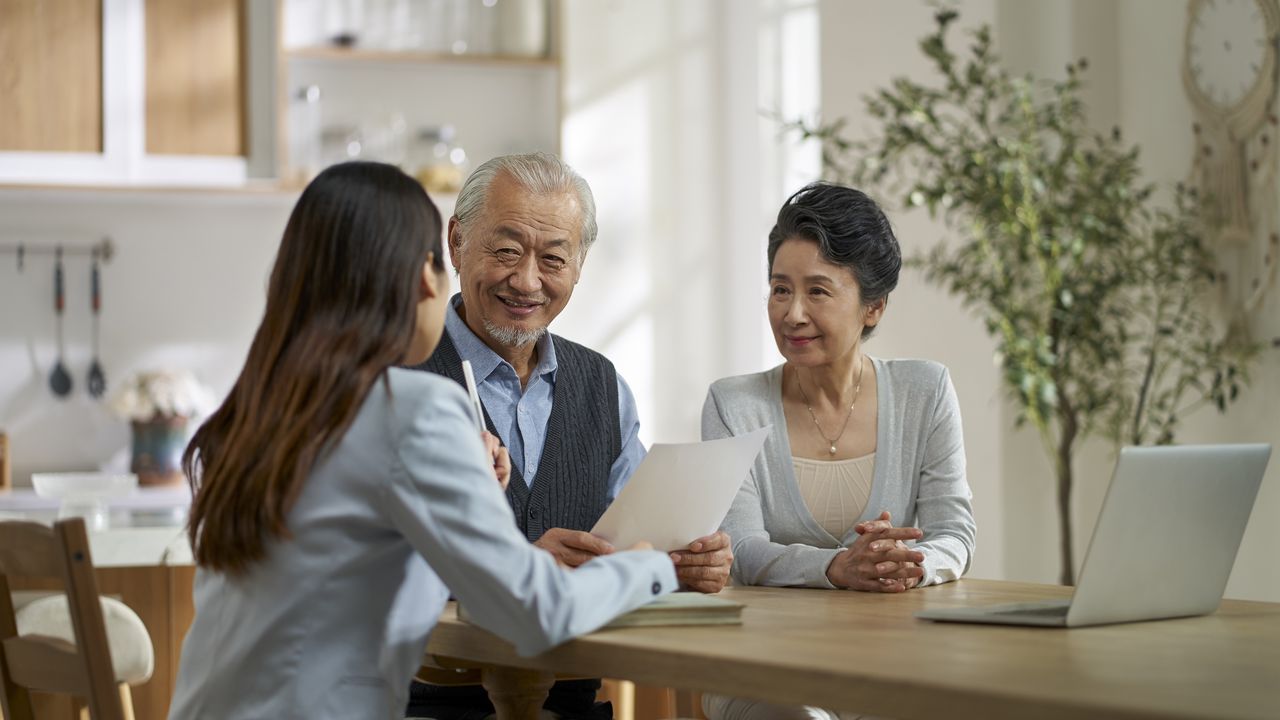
[557,0,819,444]
[0,190,295,483]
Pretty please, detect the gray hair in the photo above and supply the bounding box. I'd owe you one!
[453,152,599,259]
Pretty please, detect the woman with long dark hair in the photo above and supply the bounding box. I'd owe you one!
[168,162,675,719]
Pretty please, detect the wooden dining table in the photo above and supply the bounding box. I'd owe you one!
[423,579,1280,720]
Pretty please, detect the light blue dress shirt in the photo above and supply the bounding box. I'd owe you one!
[444,294,645,502]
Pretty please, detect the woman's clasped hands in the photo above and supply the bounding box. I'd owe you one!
[826,511,925,592]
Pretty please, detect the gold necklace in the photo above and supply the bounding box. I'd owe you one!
[795,356,866,456]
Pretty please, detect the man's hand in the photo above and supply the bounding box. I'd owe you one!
[480,431,511,491]
[533,528,615,568]
[669,531,733,593]
[826,511,924,592]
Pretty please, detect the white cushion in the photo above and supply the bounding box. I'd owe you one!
[13,592,155,685]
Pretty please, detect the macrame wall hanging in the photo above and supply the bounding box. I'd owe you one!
[1183,0,1280,334]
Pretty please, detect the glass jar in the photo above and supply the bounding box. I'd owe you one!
[362,113,409,167]
[413,125,468,194]
[418,0,449,52]
[495,0,547,57]
[446,0,471,54]
[288,85,323,185]
[320,124,365,169]
[323,0,362,46]
[469,0,498,55]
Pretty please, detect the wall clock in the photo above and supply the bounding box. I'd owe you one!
[1183,0,1280,322]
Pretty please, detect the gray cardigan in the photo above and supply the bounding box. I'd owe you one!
[702,358,975,589]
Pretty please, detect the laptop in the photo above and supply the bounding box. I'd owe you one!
[916,443,1271,627]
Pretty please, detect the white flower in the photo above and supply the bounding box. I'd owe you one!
[108,369,217,422]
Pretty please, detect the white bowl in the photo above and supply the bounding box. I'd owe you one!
[32,473,138,501]
[31,473,138,530]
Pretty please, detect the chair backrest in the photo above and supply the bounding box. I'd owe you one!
[0,518,123,720]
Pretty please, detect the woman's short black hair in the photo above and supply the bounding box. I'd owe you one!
[767,182,901,339]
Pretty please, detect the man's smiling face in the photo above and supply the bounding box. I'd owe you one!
[449,171,584,351]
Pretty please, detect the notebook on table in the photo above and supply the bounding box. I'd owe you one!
[915,443,1270,628]
[599,591,744,628]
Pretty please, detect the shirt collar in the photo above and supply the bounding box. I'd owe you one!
[445,294,558,383]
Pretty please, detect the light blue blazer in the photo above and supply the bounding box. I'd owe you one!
[169,368,675,719]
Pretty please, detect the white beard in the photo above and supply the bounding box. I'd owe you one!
[483,318,546,348]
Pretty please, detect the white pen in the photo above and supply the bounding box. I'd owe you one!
[460,360,486,433]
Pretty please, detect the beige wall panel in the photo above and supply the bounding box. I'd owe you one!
[0,0,103,153]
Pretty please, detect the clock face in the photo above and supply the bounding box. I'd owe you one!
[1187,0,1272,110]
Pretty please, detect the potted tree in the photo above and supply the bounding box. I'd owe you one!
[790,10,1259,584]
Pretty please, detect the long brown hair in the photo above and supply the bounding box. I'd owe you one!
[184,162,444,574]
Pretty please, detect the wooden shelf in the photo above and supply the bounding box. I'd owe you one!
[0,181,458,204]
[0,180,300,196]
[285,46,558,69]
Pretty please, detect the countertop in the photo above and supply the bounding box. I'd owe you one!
[0,486,193,567]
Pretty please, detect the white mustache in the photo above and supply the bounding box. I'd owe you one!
[498,294,548,305]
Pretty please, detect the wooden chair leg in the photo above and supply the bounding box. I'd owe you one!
[118,683,135,720]
[71,686,132,720]
[674,689,704,719]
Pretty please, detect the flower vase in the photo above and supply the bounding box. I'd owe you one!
[130,415,189,487]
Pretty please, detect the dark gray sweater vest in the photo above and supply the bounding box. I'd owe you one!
[411,329,622,540]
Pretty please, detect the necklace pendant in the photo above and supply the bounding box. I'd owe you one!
[829,444,837,455]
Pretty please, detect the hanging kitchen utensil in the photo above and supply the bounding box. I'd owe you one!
[49,247,73,398]
[87,249,106,398]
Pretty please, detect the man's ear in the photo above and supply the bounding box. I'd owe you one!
[421,253,440,300]
[447,217,463,272]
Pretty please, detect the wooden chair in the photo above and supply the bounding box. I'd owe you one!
[0,518,130,720]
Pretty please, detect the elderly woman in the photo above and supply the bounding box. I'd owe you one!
[700,182,976,720]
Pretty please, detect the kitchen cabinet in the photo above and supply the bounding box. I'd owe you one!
[0,0,103,153]
[2,1,564,191]
[145,0,247,157]
[0,0,251,186]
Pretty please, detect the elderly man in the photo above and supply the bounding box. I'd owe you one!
[406,152,732,720]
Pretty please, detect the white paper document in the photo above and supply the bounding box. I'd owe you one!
[590,426,771,552]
